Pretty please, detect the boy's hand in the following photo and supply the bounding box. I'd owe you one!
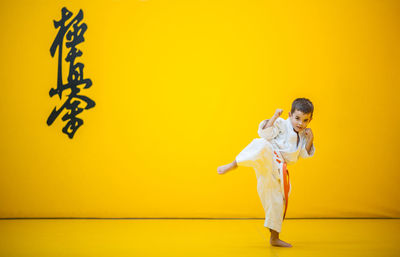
[274,109,283,117]
[264,109,283,129]
[304,128,314,141]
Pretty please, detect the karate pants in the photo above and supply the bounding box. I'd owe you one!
[235,138,289,233]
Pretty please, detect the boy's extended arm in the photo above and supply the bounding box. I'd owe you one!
[258,109,283,140]
[262,109,282,129]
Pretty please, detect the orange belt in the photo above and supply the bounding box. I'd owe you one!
[282,162,290,220]
[273,151,291,220]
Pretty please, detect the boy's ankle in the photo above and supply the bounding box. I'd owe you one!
[269,229,279,240]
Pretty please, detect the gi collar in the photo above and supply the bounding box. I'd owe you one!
[286,117,297,135]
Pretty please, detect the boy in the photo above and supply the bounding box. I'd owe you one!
[217,98,315,248]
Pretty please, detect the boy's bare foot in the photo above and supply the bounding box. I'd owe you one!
[217,164,231,174]
[269,228,292,247]
[217,161,237,174]
[270,238,292,247]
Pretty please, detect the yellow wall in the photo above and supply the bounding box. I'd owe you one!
[0,0,399,218]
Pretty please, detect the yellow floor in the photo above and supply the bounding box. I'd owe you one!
[0,219,399,257]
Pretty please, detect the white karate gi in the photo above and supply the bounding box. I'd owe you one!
[235,117,315,233]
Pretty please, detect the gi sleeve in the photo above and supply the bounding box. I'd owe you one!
[258,117,284,140]
[299,141,315,159]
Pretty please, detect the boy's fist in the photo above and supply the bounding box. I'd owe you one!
[274,109,283,117]
[304,128,314,140]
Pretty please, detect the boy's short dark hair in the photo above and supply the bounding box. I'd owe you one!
[291,98,314,118]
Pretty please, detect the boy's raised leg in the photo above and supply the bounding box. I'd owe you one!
[217,160,237,174]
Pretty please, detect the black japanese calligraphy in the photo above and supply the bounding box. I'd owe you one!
[47,7,95,139]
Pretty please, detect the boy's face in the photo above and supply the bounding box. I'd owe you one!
[288,110,312,133]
